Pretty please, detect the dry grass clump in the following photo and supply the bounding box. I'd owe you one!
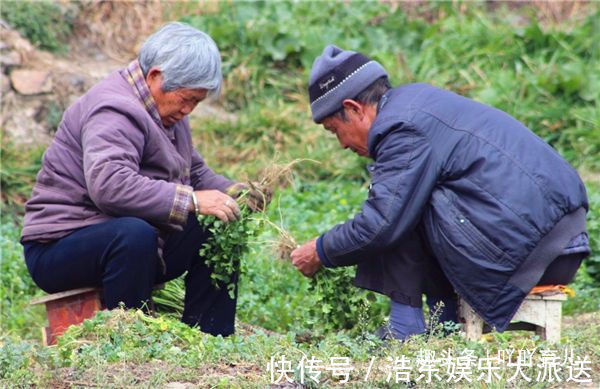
[239,158,317,214]
[262,218,297,261]
[71,1,164,60]
[250,159,298,193]
[246,158,317,260]
[69,1,230,61]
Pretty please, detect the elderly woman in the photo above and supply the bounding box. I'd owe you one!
[20,22,252,336]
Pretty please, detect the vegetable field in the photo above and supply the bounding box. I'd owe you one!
[1,1,599,387]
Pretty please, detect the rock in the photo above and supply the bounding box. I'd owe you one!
[10,69,53,95]
[0,25,35,63]
[1,73,10,93]
[1,96,53,146]
[0,50,21,67]
[165,383,195,389]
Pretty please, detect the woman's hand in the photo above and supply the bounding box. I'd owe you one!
[193,190,240,222]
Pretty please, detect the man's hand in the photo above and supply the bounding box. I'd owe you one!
[291,239,322,277]
[227,182,273,212]
[193,190,240,222]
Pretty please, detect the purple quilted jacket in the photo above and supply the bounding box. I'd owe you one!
[22,70,233,242]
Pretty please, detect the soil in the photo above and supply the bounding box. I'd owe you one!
[47,361,265,388]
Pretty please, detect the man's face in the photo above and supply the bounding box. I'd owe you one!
[146,69,208,127]
[321,101,376,157]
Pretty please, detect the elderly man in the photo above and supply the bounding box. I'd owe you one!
[291,45,590,340]
[21,22,256,337]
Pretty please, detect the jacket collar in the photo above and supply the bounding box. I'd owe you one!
[368,88,400,158]
[123,60,175,140]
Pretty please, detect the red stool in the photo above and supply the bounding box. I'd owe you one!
[30,284,165,345]
[30,287,102,346]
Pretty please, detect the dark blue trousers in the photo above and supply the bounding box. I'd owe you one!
[23,214,237,336]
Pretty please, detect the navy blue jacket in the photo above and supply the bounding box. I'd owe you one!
[317,83,588,331]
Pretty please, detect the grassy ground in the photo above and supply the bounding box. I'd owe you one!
[1,2,599,387]
[2,307,599,387]
[1,183,599,387]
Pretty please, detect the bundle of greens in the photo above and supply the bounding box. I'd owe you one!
[153,160,300,308]
[198,199,262,299]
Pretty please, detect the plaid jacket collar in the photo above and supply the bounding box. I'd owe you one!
[123,60,175,139]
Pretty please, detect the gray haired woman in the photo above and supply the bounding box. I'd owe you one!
[21,22,259,336]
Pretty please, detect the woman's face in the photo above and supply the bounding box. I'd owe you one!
[146,69,207,127]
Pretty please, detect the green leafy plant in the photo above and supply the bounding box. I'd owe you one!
[263,182,389,335]
[581,182,600,283]
[309,267,385,335]
[198,202,262,299]
[152,278,185,317]
[151,207,262,311]
[197,162,298,298]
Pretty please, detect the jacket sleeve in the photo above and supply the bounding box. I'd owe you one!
[190,148,235,192]
[319,123,441,267]
[81,108,192,226]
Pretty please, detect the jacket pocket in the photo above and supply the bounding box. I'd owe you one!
[430,190,514,270]
[452,213,509,266]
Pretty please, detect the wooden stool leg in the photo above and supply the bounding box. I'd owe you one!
[458,291,566,343]
[535,324,546,340]
[41,326,51,346]
[543,300,563,344]
[459,299,484,341]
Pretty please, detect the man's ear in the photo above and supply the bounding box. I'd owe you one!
[341,99,364,118]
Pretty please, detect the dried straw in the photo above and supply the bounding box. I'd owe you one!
[261,218,297,261]
[71,1,165,61]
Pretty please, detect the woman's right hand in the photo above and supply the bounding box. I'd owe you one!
[193,190,240,222]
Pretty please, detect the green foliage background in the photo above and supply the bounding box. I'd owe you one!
[184,1,599,171]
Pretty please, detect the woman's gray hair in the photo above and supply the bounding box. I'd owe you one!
[139,22,222,95]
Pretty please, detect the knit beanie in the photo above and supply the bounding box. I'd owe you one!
[308,45,388,123]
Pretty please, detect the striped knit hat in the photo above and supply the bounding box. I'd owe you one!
[308,45,388,123]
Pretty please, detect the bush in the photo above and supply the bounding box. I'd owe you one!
[583,182,600,283]
[1,0,75,52]
[0,141,44,214]
[0,222,45,339]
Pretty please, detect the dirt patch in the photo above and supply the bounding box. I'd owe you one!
[579,170,600,185]
[388,0,597,27]
[48,361,265,388]
[563,311,600,328]
[0,20,126,147]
